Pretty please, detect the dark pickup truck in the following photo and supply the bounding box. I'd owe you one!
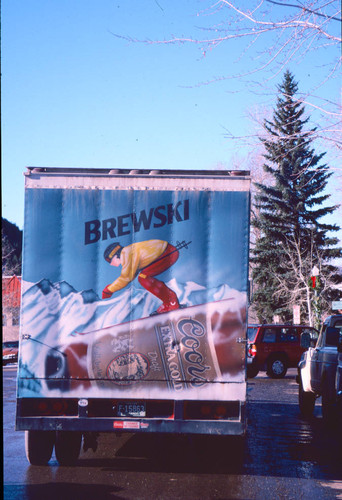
[297,314,342,422]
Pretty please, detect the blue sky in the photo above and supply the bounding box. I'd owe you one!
[2,0,341,251]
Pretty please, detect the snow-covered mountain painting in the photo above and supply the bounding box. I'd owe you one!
[22,278,244,342]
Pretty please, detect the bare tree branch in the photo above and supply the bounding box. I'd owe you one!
[270,231,341,326]
[265,0,342,22]
[115,0,341,155]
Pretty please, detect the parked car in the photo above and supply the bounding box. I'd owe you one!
[3,340,19,365]
[336,335,342,422]
[297,314,342,422]
[247,324,318,379]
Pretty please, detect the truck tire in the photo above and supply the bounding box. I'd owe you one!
[267,356,287,379]
[298,378,315,417]
[337,398,342,429]
[55,431,82,465]
[321,381,337,423]
[25,430,55,465]
[247,365,259,378]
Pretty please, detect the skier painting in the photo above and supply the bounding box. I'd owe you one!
[102,239,184,314]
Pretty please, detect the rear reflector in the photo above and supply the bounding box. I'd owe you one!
[20,398,78,416]
[183,400,240,420]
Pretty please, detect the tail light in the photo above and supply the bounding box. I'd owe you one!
[183,401,239,420]
[248,344,257,357]
[20,398,78,416]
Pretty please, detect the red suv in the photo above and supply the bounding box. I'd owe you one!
[247,324,318,379]
[3,340,19,365]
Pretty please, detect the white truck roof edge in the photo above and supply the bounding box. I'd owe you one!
[24,167,251,192]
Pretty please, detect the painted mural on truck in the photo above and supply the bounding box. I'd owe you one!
[18,188,249,400]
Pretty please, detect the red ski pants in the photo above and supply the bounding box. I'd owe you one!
[137,244,179,306]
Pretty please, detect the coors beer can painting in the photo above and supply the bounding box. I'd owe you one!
[18,186,249,401]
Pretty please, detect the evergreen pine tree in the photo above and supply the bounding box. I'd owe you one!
[251,70,342,325]
[2,218,23,275]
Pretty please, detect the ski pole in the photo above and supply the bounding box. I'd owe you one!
[140,240,192,272]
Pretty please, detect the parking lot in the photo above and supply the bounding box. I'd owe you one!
[3,365,342,499]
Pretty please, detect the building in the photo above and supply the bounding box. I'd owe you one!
[2,275,21,342]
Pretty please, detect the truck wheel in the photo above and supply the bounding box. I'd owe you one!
[267,357,287,379]
[298,378,315,417]
[337,398,342,429]
[25,430,55,465]
[247,365,259,378]
[322,385,337,423]
[55,431,82,465]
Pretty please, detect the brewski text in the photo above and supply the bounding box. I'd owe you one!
[85,199,190,245]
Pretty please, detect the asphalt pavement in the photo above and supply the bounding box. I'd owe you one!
[3,365,342,500]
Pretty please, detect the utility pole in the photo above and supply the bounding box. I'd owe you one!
[310,265,321,330]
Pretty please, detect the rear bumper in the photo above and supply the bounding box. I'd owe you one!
[16,399,246,436]
[246,357,262,370]
[16,415,246,435]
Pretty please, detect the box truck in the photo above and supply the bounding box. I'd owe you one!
[16,167,250,465]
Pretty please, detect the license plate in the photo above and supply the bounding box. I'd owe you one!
[117,401,146,417]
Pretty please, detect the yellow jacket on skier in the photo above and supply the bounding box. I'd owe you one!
[102,239,180,314]
[106,240,168,293]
